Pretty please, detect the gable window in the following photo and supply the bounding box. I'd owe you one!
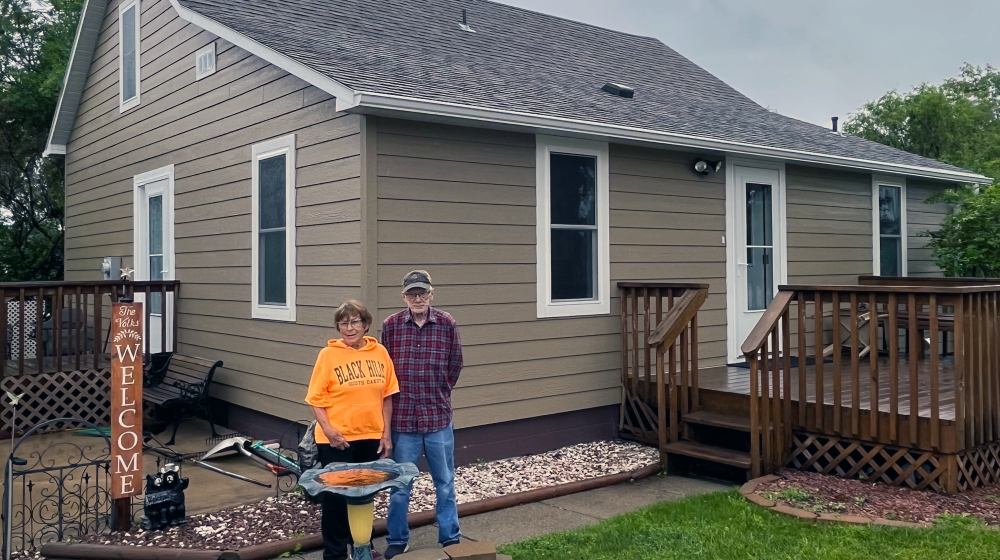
[536,135,610,318]
[872,175,907,276]
[195,43,216,80]
[118,0,141,112]
[252,134,297,321]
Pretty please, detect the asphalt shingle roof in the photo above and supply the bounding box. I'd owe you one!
[178,0,974,176]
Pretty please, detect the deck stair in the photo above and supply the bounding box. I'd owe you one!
[663,409,757,476]
[661,441,751,470]
[682,410,752,432]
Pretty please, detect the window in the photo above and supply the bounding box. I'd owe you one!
[195,43,216,80]
[872,175,907,276]
[535,135,610,318]
[118,0,140,112]
[252,134,297,321]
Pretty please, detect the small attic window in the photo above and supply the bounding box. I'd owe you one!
[195,43,216,80]
[601,83,634,99]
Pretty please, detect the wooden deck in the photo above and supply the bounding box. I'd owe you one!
[621,279,1000,492]
[696,355,956,421]
[1,353,110,377]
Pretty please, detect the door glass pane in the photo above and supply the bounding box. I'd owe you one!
[260,230,287,305]
[148,195,162,255]
[880,237,901,277]
[550,154,596,226]
[551,229,594,300]
[879,186,901,236]
[745,182,773,312]
[149,256,163,315]
[122,5,137,101]
[746,183,772,246]
[259,155,286,230]
[148,194,163,314]
[747,248,773,311]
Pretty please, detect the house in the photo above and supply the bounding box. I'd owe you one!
[43,0,991,466]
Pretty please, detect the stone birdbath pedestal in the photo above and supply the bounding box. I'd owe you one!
[299,459,419,560]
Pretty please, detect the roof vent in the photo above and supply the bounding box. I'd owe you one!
[459,9,476,33]
[601,82,634,99]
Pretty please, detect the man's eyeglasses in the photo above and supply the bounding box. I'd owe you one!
[337,319,365,330]
[404,291,431,301]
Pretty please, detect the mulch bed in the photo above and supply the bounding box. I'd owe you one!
[758,470,1000,525]
[11,440,656,558]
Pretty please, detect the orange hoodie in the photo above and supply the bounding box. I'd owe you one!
[305,336,399,444]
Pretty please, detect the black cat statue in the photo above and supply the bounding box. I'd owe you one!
[140,463,189,530]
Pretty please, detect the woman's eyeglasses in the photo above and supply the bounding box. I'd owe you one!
[337,319,365,329]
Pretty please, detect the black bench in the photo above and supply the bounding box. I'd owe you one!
[145,354,222,446]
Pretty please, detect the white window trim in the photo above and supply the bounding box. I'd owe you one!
[535,135,610,318]
[252,134,297,322]
[195,42,216,80]
[872,174,908,277]
[118,0,141,113]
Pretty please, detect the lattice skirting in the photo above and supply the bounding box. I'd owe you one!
[1,368,112,435]
[787,432,951,493]
[956,441,1000,492]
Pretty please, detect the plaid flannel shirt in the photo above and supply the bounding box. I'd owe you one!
[381,307,463,434]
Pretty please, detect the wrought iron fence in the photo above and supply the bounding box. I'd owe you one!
[2,419,113,558]
[0,418,187,558]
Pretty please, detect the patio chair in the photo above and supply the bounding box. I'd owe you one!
[822,303,888,359]
[40,308,94,357]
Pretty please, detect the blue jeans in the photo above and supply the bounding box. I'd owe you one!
[387,424,460,546]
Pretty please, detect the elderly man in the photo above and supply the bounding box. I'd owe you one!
[381,270,463,558]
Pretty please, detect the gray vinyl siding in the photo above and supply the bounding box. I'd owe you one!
[372,118,727,429]
[785,164,874,284]
[906,179,954,277]
[609,144,728,368]
[62,0,361,422]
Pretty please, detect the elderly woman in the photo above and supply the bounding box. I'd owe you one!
[305,300,398,560]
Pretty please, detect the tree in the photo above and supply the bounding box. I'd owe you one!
[921,186,1000,277]
[0,0,82,282]
[845,65,1000,277]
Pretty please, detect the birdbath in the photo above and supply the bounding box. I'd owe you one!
[298,459,419,560]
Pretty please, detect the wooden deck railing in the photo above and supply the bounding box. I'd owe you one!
[619,282,709,458]
[0,280,179,377]
[741,282,1000,478]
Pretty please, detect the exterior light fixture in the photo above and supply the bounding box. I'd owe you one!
[694,159,722,175]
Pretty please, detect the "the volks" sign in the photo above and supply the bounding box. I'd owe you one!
[111,302,143,499]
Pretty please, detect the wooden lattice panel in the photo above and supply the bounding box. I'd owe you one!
[957,441,1000,492]
[787,432,948,493]
[620,386,659,445]
[7,297,38,359]
[1,368,112,434]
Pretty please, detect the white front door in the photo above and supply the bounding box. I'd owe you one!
[729,164,785,362]
[133,167,175,353]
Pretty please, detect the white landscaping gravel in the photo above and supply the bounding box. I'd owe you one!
[48,439,657,553]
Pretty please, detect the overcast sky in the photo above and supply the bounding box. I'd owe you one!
[500,0,999,128]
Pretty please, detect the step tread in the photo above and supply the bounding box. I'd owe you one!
[682,410,753,432]
[662,441,752,469]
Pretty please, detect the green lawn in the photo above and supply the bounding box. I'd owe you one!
[499,490,1000,560]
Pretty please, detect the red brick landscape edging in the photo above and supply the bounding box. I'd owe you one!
[739,475,932,529]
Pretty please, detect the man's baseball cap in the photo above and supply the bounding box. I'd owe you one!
[402,270,433,293]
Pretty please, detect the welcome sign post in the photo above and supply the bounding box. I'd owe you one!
[111,297,143,531]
